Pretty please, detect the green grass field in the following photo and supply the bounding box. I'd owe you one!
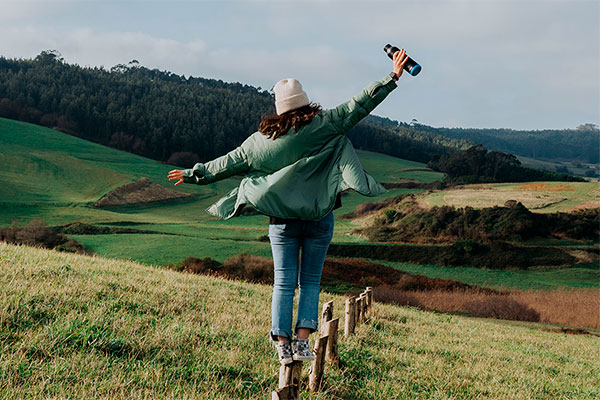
[372,260,600,290]
[1,242,598,399]
[0,117,442,264]
[1,118,597,291]
[420,181,598,213]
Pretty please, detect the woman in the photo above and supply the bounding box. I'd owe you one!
[168,49,409,365]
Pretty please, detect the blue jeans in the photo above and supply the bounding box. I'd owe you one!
[268,211,334,342]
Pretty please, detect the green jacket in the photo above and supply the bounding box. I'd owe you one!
[182,73,398,220]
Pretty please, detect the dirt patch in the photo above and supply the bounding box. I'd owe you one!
[574,201,600,210]
[517,183,575,191]
[380,181,445,190]
[94,177,191,207]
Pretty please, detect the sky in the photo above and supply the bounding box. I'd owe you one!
[1,0,598,130]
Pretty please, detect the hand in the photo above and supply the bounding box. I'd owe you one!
[168,169,184,186]
[392,49,409,79]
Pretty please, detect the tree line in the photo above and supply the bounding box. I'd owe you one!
[0,51,467,167]
[0,51,593,182]
[427,144,585,183]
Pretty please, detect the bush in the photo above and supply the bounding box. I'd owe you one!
[0,219,89,254]
[223,253,273,284]
[372,285,424,309]
[463,297,540,322]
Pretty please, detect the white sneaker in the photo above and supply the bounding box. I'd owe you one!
[292,337,315,362]
[275,340,294,365]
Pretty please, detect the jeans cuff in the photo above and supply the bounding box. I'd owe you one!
[295,319,319,334]
[270,328,293,342]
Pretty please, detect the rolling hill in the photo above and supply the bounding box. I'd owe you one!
[0,117,443,265]
[1,242,598,399]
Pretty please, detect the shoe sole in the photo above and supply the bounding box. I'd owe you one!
[280,357,294,365]
[292,354,315,361]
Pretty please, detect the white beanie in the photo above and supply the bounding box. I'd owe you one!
[273,78,309,115]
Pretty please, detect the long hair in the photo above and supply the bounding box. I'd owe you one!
[259,103,322,140]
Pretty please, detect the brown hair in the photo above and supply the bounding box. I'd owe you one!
[258,103,322,140]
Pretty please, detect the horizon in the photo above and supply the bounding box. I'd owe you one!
[1,0,599,131]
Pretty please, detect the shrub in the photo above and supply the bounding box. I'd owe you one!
[372,285,424,309]
[222,253,273,284]
[0,219,89,254]
[462,297,540,322]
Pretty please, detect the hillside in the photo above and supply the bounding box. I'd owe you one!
[0,52,466,166]
[0,117,445,266]
[1,242,598,399]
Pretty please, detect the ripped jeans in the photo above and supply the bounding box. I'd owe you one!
[268,211,334,342]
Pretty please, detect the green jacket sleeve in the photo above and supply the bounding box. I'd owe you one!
[327,73,398,134]
[182,145,249,185]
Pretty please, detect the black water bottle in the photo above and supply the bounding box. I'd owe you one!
[384,44,422,76]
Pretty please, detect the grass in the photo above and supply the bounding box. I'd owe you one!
[0,117,441,264]
[1,118,597,291]
[1,242,599,399]
[371,260,600,290]
[421,181,599,213]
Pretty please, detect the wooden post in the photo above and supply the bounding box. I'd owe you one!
[272,385,298,400]
[355,295,363,326]
[365,287,373,311]
[320,300,333,328]
[308,335,328,392]
[272,360,302,400]
[359,293,367,324]
[324,318,339,366]
[344,297,356,336]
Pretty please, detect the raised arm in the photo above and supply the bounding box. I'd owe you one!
[327,49,408,134]
[168,145,249,186]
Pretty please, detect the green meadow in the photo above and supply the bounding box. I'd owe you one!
[1,242,598,399]
[1,118,597,291]
[0,117,440,264]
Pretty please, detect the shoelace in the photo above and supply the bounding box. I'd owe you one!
[277,342,293,358]
[295,339,310,353]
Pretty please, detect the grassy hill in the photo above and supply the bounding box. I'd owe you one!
[420,181,599,213]
[0,117,444,264]
[1,242,598,399]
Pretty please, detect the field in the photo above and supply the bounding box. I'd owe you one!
[1,242,599,399]
[0,117,442,265]
[419,181,599,213]
[1,118,597,292]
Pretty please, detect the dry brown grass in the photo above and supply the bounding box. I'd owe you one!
[511,287,600,330]
[517,183,575,191]
[94,177,190,207]
[373,286,600,330]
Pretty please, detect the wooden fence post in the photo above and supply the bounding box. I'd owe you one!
[344,296,356,336]
[324,318,339,366]
[321,300,333,328]
[359,293,367,324]
[271,361,303,400]
[365,287,373,311]
[308,335,328,392]
[356,295,363,326]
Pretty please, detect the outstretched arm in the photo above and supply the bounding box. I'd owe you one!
[328,49,408,134]
[168,145,249,186]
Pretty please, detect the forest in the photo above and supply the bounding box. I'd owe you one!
[0,51,596,172]
[427,144,585,183]
[0,51,465,166]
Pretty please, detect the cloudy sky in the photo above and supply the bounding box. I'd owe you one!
[1,0,598,130]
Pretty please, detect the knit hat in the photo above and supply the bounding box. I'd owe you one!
[273,78,309,115]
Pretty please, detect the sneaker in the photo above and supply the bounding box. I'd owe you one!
[292,337,315,362]
[275,340,294,365]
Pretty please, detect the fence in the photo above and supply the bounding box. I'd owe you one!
[272,287,373,400]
